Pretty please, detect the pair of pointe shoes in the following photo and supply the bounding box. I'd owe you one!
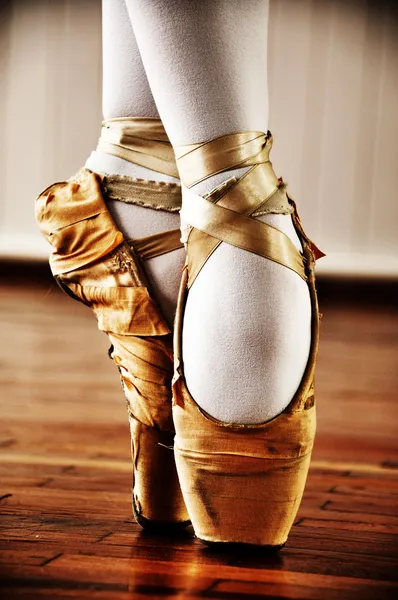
[36,118,322,549]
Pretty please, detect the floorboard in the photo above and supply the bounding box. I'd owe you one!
[1,264,397,599]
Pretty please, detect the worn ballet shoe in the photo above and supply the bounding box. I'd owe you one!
[35,119,189,530]
[172,131,324,547]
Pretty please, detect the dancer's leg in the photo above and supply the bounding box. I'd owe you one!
[126,0,312,423]
[101,0,157,121]
[36,0,191,528]
[86,0,184,325]
[87,0,167,179]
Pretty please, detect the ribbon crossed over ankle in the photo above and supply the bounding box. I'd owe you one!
[96,117,184,261]
[97,117,179,178]
[175,132,309,287]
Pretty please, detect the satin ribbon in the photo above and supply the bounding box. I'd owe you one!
[175,131,271,187]
[36,168,189,524]
[175,132,312,284]
[97,117,179,178]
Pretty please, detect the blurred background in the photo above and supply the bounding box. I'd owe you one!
[1,0,398,276]
[1,1,398,595]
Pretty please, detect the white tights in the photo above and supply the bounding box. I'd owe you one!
[96,0,312,424]
[86,0,184,327]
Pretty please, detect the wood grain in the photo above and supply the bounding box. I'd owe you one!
[1,265,398,599]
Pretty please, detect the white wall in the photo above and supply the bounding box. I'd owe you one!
[1,0,398,276]
[0,0,102,259]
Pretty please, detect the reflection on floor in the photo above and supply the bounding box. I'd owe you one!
[1,264,398,599]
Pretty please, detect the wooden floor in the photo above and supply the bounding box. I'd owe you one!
[1,264,398,599]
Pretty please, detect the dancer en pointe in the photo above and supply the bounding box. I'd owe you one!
[36,0,323,548]
[36,0,189,530]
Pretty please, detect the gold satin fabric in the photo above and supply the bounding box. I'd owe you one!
[94,117,183,213]
[177,132,309,287]
[172,131,321,546]
[130,419,187,522]
[36,172,124,276]
[173,257,318,546]
[97,117,179,178]
[175,131,271,187]
[130,229,183,261]
[36,169,188,525]
[182,182,306,282]
[103,173,181,213]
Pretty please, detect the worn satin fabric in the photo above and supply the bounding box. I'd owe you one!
[172,131,321,545]
[130,229,183,261]
[178,132,314,288]
[36,169,188,524]
[36,169,183,277]
[103,173,182,212]
[97,117,179,178]
[175,131,272,186]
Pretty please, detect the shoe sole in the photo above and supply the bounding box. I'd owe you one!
[198,537,285,552]
[132,494,191,533]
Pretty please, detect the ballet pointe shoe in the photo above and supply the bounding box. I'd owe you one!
[35,118,189,530]
[172,132,324,547]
